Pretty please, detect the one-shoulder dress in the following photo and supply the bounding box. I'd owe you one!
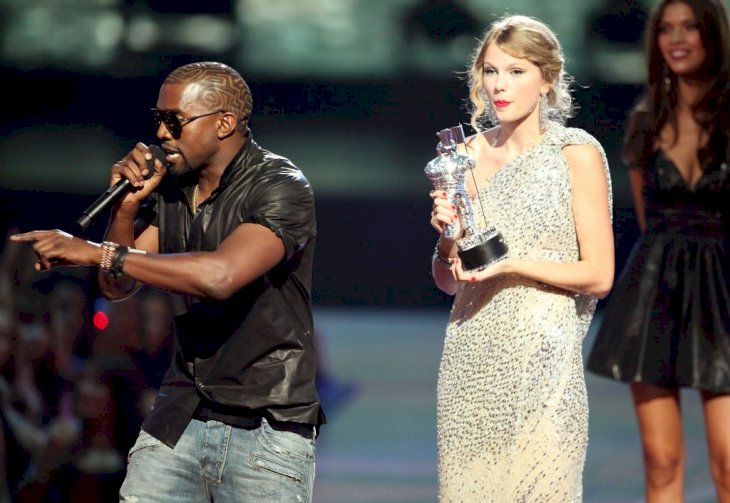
[437,122,612,502]
[587,150,730,392]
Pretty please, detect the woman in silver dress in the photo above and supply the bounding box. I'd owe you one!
[428,15,614,502]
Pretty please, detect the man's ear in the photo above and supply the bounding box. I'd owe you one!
[217,112,238,139]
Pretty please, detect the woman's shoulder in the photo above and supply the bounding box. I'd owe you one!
[549,124,610,182]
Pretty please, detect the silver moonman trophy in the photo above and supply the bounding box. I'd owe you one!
[424,124,508,272]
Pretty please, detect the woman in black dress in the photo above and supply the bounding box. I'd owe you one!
[587,0,730,501]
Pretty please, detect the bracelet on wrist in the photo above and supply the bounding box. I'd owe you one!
[109,245,129,279]
[99,241,118,272]
[433,244,456,268]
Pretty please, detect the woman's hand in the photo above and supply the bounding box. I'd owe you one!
[451,256,512,283]
[429,190,462,238]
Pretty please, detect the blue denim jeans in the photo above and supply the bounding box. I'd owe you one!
[119,418,316,502]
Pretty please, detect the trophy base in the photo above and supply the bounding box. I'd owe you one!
[457,230,508,272]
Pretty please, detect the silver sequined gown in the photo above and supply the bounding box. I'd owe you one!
[437,123,612,503]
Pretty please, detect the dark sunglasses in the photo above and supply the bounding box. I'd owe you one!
[151,108,225,138]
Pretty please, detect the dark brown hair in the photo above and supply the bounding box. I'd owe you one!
[623,0,730,170]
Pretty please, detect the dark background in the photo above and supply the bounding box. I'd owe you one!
[0,0,654,309]
[0,1,705,501]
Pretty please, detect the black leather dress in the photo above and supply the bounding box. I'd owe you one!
[587,150,730,392]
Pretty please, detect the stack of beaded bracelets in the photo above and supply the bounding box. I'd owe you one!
[99,241,130,279]
[433,243,456,268]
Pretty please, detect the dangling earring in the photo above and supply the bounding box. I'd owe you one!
[663,65,671,92]
[539,93,549,131]
[484,98,498,126]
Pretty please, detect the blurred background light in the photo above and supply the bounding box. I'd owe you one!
[92,310,109,330]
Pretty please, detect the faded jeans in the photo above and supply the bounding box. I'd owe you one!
[119,418,316,502]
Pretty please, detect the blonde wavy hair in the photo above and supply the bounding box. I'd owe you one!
[467,15,575,131]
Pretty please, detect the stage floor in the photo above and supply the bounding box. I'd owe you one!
[312,306,715,503]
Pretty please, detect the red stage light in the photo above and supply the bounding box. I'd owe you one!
[93,311,109,331]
